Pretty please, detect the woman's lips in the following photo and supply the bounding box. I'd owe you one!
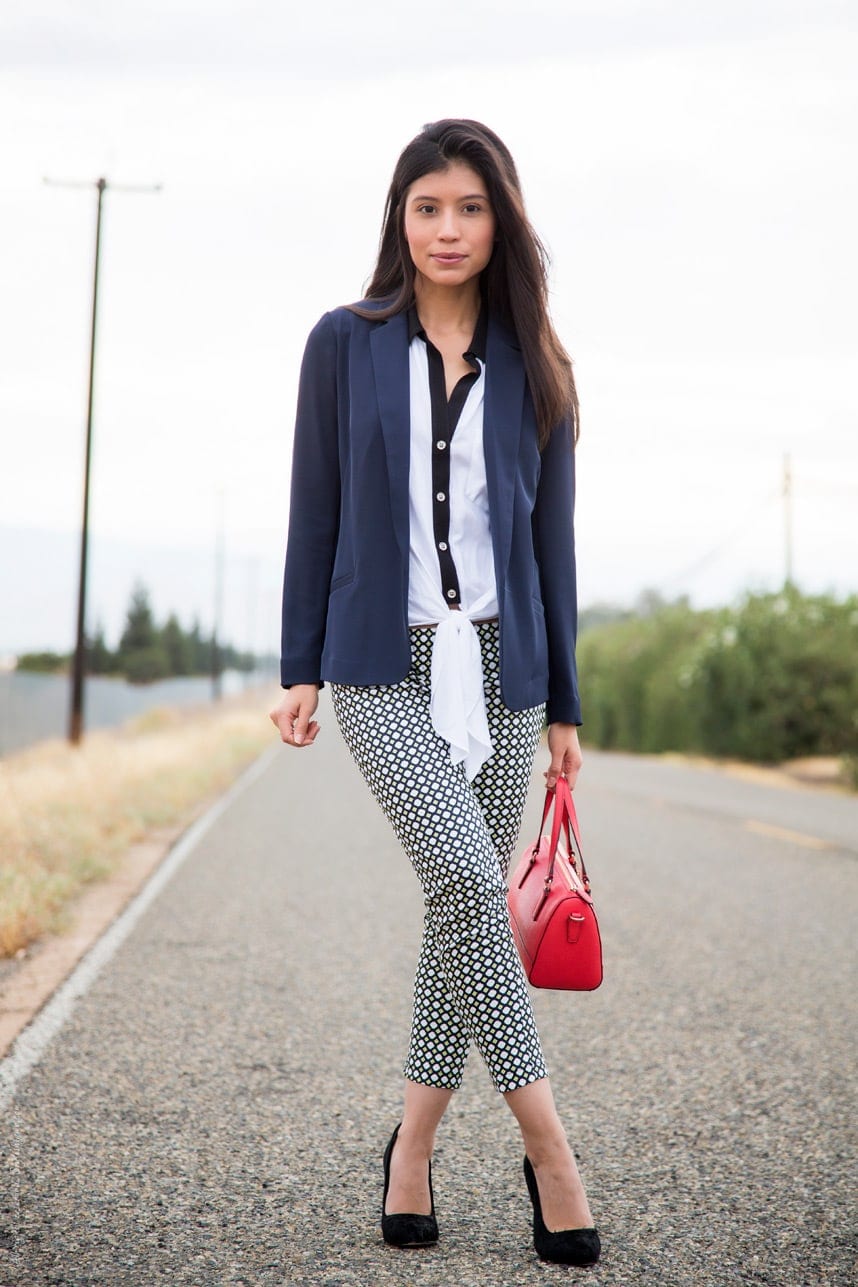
[431,253,466,263]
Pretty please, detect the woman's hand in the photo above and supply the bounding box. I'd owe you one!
[269,684,321,747]
[544,723,583,791]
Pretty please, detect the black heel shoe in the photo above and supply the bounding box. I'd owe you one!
[381,1124,439,1248]
[523,1155,601,1266]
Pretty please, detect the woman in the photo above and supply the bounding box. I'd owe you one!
[270,118,600,1268]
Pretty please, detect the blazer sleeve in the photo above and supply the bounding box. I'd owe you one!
[532,418,582,725]
[280,312,340,688]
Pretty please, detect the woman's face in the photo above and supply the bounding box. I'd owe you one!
[403,161,496,291]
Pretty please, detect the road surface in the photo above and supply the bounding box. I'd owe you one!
[2,696,856,1286]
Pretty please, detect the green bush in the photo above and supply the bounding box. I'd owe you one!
[123,645,172,685]
[693,590,858,762]
[15,652,68,674]
[578,589,858,764]
[577,601,715,753]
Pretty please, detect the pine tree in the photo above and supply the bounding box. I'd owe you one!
[117,582,169,683]
[86,622,114,675]
[118,583,158,656]
[161,613,192,676]
[187,618,210,675]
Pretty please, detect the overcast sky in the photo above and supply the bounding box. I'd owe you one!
[1,0,856,656]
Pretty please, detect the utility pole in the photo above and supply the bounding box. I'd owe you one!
[45,175,161,744]
[783,452,794,590]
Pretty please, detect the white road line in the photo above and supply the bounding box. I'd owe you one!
[744,818,832,851]
[0,744,280,1113]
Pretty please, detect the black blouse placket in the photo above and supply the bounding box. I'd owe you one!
[410,310,487,609]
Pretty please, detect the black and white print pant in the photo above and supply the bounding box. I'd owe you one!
[331,620,548,1094]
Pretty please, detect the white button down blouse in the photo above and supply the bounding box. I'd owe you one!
[407,314,499,781]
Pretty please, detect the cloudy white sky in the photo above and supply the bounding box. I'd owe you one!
[1,0,856,655]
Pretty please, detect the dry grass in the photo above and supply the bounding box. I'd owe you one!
[0,692,274,958]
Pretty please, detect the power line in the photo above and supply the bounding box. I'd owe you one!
[659,488,782,592]
[795,475,858,498]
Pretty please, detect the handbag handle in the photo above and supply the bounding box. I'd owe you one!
[537,778,592,894]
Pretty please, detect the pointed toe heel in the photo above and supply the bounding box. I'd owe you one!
[381,1124,439,1249]
[524,1155,601,1267]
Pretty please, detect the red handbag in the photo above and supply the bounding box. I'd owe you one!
[507,777,603,991]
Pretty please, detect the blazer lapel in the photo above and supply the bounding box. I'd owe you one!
[369,311,411,564]
[484,315,525,586]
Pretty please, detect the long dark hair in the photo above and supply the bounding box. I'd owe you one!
[351,118,578,447]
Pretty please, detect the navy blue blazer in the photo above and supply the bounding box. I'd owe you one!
[280,301,582,725]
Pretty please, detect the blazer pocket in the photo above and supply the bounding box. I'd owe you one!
[329,568,356,593]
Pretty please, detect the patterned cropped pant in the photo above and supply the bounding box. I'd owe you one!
[331,620,548,1094]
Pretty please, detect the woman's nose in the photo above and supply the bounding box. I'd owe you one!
[438,211,460,240]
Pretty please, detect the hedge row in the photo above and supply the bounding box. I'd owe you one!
[576,589,858,764]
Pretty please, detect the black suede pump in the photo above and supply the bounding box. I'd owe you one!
[523,1156,601,1266]
[381,1124,439,1249]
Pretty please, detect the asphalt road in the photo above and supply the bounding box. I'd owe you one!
[2,696,856,1287]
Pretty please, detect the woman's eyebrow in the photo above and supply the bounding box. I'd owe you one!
[410,192,489,202]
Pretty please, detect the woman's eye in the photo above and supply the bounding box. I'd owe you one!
[463,204,483,214]
[417,204,436,215]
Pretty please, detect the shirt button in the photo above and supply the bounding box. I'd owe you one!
[436,440,447,450]
[438,541,448,551]
[436,491,446,502]
[447,589,457,599]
